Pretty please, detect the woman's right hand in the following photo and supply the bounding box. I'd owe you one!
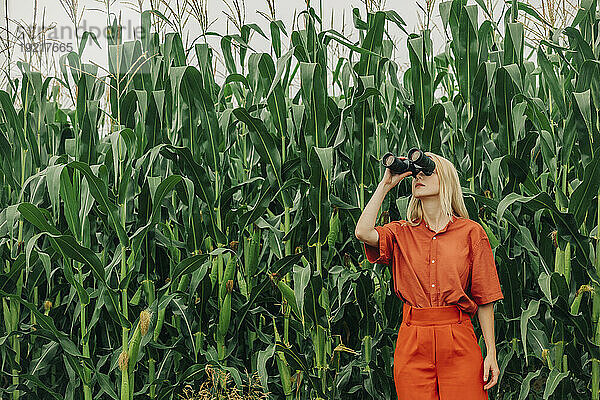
[380,157,412,191]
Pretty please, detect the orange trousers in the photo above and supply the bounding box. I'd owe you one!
[394,303,488,400]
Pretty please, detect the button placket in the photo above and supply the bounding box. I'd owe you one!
[434,235,439,301]
[430,233,438,304]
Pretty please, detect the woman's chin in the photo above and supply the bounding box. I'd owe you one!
[413,191,434,198]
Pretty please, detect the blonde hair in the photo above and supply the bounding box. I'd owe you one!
[403,151,470,227]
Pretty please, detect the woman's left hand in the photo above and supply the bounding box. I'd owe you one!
[482,353,499,390]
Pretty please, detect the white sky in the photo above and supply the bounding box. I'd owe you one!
[2,0,515,88]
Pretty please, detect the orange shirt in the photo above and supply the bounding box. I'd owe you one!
[363,214,504,317]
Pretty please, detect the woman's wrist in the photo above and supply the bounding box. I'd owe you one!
[485,345,496,356]
[377,181,392,193]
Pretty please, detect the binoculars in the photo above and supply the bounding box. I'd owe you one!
[381,148,436,177]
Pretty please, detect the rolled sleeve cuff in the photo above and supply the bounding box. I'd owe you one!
[473,290,504,305]
[363,225,392,265]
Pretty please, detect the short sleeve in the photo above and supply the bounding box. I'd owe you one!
[363,223,396,265]
[470,236,504,305]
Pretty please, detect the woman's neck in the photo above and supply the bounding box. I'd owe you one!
[420,197,450,228]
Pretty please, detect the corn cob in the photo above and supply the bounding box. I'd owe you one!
[327,209,340,249]
[276,279,301,319]
[273,316,292,399]
[220,254,236,302]
[128,309,151,374]
[218,280,233,338]
[153,307,165,342]
[118,351,129,400]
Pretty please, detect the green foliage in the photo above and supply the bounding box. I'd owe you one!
[1,1,599,399]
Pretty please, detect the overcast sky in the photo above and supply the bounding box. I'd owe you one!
[4,1,515,82]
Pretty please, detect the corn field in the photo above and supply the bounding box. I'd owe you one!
[0,0,599,398]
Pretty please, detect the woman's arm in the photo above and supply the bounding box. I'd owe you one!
[476,302,496,356]
[477,302,500,390]
[356,167,411,247]
[354,182,389,247]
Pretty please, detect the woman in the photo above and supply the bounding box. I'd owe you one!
[354,152,503,400]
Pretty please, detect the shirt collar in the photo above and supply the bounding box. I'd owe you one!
[423,214,456,233]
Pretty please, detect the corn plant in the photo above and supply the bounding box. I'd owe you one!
[2,0,600,399]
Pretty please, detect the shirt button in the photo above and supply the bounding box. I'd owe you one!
[431,259,435,263]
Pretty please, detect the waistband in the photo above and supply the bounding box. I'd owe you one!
[402,302,470,326]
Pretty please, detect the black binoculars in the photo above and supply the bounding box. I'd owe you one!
[381,148,436,177]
